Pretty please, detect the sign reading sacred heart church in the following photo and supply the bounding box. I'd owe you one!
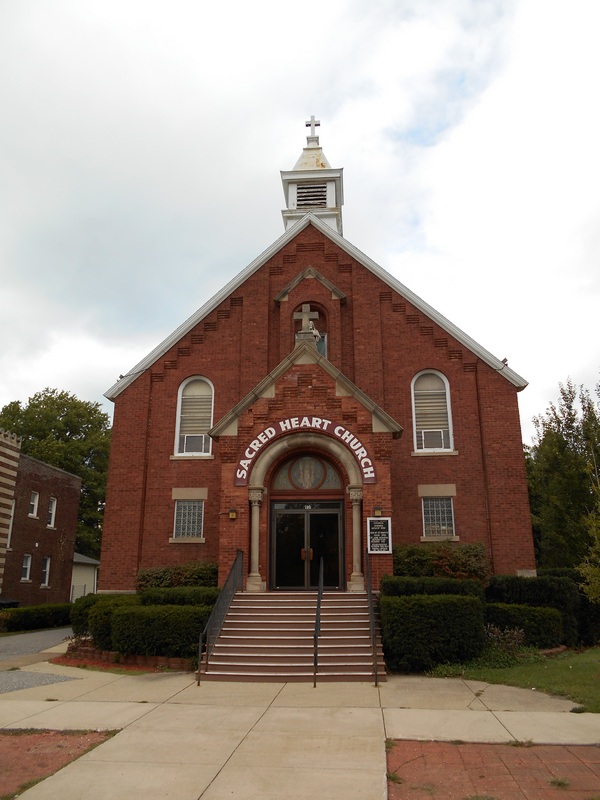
[235,417,376,484]
[98,118,536,596]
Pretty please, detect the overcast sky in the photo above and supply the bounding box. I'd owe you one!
[1,0,599,445]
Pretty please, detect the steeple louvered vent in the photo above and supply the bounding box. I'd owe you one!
[297,183,327,208]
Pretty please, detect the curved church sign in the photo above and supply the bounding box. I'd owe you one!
[234,416,377,485]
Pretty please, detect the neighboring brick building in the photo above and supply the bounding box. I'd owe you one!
[0,429,81,605]
[100,122,536,594]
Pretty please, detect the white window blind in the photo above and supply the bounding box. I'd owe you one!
[414,373,451,450]
[178,379,213,454]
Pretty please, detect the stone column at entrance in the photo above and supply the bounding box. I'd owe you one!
[246,486,266,592]
[347,485,365,592]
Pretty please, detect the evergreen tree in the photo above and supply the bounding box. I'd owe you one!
[0,388,111,558]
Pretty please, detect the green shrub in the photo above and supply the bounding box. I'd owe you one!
[381,575,484,600]
[71,593,139,638]
[537,569,600,646]
[393,542,490,582]
[87,596,141,651]
[485,603,563,648]
[111,605,212,658]
[3,603,72,632]
[578,594,600,646]
[485,576,580,645]
[537,567,582,583]
[380,594,485,672]
[140,587,220,606]
[135,561,218,591]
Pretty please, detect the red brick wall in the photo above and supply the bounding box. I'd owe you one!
[2,455,81,605]
[100,223,535,591]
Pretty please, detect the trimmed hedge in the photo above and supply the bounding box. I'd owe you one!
[136,561,218,592]
[381,575,485,600]
[140,587,220,606]
[537,569,600,646]
[71,593,140,638]
[485,576,580,646]
[392,542,490,582]
[2,603,72,632]
[380,594,485,672]
[111,605,212,658]
[485,603,563,648]
[85,596,141,650]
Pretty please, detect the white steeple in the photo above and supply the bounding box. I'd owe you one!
[281,117,344,235]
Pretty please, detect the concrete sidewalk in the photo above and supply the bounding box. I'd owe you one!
[0,646,598,800]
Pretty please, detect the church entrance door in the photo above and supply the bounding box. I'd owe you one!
[271,502,343,590]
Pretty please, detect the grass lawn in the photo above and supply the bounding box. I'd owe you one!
[456,647,600,712]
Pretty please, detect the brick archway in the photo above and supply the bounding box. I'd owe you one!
[245,432,364,592]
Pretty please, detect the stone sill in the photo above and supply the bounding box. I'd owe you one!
[411,450,459,457]
[420,536,460,542]
[169,455,214,461]
[169,537,206,544]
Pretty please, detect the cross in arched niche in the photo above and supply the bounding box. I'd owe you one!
[294,303,319,332]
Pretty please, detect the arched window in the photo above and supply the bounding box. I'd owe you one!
[175,377,214,455]
[411,371,453,451]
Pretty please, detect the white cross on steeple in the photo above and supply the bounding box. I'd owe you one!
[305,115,320,137]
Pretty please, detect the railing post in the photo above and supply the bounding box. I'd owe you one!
[197,549,244,686]
[313,557,324,688]
[364,550,378,687]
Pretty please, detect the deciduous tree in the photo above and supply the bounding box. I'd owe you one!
[526,378,600,569]
[0,388,111,558]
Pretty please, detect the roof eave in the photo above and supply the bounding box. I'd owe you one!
[105,213,527,399]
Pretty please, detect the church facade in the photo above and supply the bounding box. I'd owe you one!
[99,122,536,594]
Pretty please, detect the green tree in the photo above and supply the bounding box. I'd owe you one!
[0,388,111,558]
[526,378,600,569]
[579,517,600,603]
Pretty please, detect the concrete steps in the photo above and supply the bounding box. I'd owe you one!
[199,592,385,682]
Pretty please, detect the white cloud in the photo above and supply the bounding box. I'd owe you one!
[1,0,599,444]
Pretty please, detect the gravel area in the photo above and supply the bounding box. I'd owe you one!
[0,670,77,694]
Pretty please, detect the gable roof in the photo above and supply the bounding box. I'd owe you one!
[209,340,403,439]
[105,214,527,400]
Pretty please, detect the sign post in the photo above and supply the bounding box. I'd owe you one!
[367,517,392,554]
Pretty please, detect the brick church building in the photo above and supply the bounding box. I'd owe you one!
[99,120,536,594]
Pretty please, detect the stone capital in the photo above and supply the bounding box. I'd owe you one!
[347,484,363,503]
[248,486,266,505]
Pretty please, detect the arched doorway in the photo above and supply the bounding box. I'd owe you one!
[246,432,365,593]
[270,454,344,589]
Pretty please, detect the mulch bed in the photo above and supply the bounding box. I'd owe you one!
[0,729,112,799]
[387,740,600,799]
[49,655,163,672]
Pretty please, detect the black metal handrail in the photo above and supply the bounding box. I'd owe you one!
[364,549,379,687]
[197,549,244,685]
[313,556,324,688]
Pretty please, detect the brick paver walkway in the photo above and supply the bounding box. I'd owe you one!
[387,741,600,799]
